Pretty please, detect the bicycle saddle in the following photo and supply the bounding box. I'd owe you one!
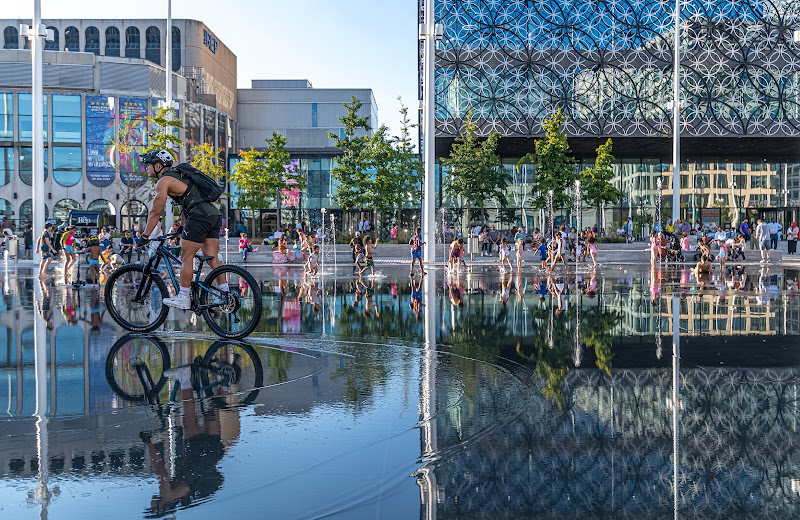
[195,254,215,261]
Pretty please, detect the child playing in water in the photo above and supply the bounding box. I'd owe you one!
[360,236,379,276]
[499,237,513,272]
[515,237,524,270]
[587,235,599,267]
[537,239,549,269]
[717,240,728,272]
[62,226,77,279]
[306,244,320,276]
[353,235,366,271]
[409,228,426,277]
[78,236,103,285]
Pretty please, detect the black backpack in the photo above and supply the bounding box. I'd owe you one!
[172,163,224,210]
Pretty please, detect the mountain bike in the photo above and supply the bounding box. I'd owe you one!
[104,231,263,339]
[105,334,264,406]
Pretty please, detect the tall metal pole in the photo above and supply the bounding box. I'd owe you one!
[28,1,46,263]
[422,0,436,266]
[164,0,175,230]
[672,0,681,223]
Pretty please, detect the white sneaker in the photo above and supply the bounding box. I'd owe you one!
[163,293,192,310]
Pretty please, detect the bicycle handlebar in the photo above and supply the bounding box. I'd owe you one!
[148,231,180,243]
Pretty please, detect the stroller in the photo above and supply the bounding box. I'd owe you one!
[666,235,684,262]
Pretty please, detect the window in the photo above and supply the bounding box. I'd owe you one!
[64,26,79,52]
[52,95,81,143]
[44,27,58,50]
[0,148,12,185]
[105,27,120,56]
[87,199,116,229]
[52,146,81,186]
[171,27,181,72]
[312,103,318,127]
[85,26,100,55]
[680,175,689,188]
[751,175,768,189]
[0,199,13,220]
[714,174,728,188]
[145,26,160,65]
[125,27,140,58]
[17,93,48,141]
[18,146,48,186]
[0,93,11,140]
[694,174,710,188]
[53,199,81,225]
[121,200,147,230]
[19,200,49,221]
[732,174,746,188]
[4,26,18,49]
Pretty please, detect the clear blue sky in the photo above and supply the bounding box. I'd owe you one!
[5,0,420,144]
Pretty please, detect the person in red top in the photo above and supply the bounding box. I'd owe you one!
[62,226,77,280]
[409,227,426,277]
[238,232,250,262]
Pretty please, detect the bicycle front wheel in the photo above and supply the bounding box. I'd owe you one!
[200,341,264,404]
[105,264,170,332]
[105,334,171,402]
[199,265,263,339]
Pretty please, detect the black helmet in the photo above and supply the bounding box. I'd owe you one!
[140,149,174,167]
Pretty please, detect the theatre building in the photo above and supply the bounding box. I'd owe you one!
[0,18,237,229]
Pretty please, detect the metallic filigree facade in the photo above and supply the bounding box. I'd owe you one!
[425,0,800,138]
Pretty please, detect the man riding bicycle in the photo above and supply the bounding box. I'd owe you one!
[139,149,227,310]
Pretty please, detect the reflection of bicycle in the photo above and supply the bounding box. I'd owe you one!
[105,334,264,406]
[104,231,263,339]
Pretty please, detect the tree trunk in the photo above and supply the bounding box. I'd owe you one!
[276,191,282,232]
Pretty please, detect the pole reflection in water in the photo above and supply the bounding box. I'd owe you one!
[418,271,438,520]
[33,276,52,518]
[672,294,680,519]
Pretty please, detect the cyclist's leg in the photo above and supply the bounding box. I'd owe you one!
[179,239,204,288]
[202,237,228,287]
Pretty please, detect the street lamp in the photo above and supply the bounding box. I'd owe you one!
[420,4,444,265]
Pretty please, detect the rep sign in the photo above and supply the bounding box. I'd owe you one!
[203,29,218,54]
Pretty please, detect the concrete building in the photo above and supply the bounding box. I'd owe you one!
[0,18,237,230]
[236,79,377,232]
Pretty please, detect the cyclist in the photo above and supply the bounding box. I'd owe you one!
[139,150,227,310]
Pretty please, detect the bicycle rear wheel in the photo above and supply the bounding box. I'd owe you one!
[199,265,263,339]
[105,334,171,402]
[105,264,170,332]
[200,341,264,404]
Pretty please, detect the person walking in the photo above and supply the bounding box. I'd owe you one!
[36,223,54,278]
[755,218,771,263]
[409,227,426,277]
[787,221,799,255]
[768,218,782,250]
[390,225,398,244]
[739,219,751,247]
[23,224,33,260]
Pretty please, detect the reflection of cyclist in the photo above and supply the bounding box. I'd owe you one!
[139,150,227,310]
[141,398,229,517]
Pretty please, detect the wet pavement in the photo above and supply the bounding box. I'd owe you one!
[1,261,800,518]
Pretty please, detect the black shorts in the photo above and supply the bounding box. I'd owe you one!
[182,215,221,243]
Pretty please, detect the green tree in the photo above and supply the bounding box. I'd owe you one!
[441,111,508,230]
[580,138,623,227]
[519,109,577,214]
[387,98,423,226]
[230,132,305,236]
[189,141,228,219]
[144,107,184,159]
[328,96,373,212]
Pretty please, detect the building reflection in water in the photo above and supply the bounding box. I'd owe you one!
[414,267,800,519]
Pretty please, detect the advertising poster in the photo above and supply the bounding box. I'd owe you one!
[119,98,147,181]
[282,161,301,207]
[217,116,227,169]
[203,109,216,150]
[86,96,116,186]
[184,103,201,159]
[86,143,115,187]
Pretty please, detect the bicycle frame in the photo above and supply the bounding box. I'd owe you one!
[134,239,226,312]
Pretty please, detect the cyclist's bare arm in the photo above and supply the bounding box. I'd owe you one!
[143,176,185,237]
